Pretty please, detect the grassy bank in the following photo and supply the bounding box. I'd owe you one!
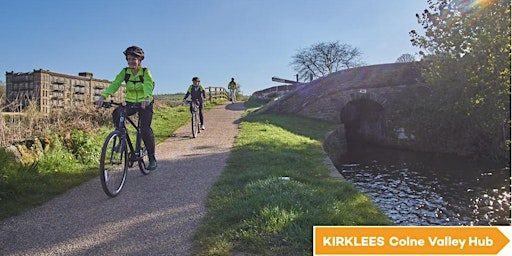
[0,103,196,220]
[192,99,391,255]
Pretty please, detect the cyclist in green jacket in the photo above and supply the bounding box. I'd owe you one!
[183,77,206,130]
[95,45,158,170]
[228,77,238,102]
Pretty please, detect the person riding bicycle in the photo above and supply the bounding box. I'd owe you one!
[95,45,158,170]
[228,77,238,102]
[183,77,206,130]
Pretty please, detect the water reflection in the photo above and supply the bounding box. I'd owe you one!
[336,146,511,226]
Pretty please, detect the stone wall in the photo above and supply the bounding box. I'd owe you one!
[4,137,51,164]
[322,125,347,166]
[252,84,298,100]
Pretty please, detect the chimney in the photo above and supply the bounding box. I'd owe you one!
[78,72,93,78]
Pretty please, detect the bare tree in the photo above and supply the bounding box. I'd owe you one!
[290,41,364,81]
[395,53,416,63]
[0,84,5,103]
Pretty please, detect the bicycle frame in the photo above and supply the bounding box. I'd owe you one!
[107,102,140,160]
[229,88,236,103]
[189,99,200,113]
[187,99,201,138]
[116,103,143,160]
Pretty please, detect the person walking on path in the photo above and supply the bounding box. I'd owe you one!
[0,102,246,255]
[228,77,238,103]
[183,77,206,130]
[95,45,158,170]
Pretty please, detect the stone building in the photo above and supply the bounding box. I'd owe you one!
[4,69,124,113]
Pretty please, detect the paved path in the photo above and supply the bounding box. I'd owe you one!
[0,102,246,256]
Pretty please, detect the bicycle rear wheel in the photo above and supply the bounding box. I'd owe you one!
[230,90,236,103]
[100,131,128,197]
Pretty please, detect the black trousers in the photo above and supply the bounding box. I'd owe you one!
[112,102,156,156]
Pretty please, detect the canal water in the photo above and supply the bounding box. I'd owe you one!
[335,146,511,226]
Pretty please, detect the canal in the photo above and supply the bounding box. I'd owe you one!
[335,146,511,226]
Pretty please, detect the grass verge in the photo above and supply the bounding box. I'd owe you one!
[0,102,212,220]
[192,99,391,256]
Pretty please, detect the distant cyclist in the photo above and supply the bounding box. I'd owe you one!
[95,45,158,170]
[183,77,206,130]
[228,77,238,103]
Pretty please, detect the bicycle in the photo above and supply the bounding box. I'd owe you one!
[98,101,151,197]
[229,88,236,104]
[186,99,202,138]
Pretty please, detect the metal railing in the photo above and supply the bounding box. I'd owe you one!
[154,86,231,107]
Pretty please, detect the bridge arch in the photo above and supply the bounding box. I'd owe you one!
[340,91,386,146]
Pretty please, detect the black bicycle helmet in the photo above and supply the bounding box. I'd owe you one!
[192,77,200,82]
[123,46,144,60]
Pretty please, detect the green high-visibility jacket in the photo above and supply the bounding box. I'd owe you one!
[228,81,237,89]
[101,67,154,103]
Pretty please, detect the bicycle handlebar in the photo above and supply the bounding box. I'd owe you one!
[184,99,200,105]
[97,101,141,109]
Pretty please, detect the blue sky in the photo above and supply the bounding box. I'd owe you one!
[1,0,428,95]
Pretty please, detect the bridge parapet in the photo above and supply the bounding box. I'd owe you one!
[261,62,422,123]
[252,84,297,100]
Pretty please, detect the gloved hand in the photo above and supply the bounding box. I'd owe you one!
[141,97,151,109]
[95,96,105,108]
[183,99,188,105]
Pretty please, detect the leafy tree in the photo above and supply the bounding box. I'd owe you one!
[409,0,511,160]
[290,41,364,81]
[395,53,416,63]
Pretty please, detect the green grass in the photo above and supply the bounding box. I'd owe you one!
[152,104,190,143]
[154,93,185,107]
[192,99,391,256]
[0,146,99,219]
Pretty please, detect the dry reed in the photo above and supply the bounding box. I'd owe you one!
[1,99,110,148]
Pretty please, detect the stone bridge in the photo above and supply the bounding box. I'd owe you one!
[258,62,423,154]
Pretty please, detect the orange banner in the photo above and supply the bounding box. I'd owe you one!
[313,226,510,255]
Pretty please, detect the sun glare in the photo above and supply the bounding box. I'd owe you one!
[470,0,494,8]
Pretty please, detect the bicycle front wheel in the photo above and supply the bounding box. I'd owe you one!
[100,130,128,197]
[191,112,199,138]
